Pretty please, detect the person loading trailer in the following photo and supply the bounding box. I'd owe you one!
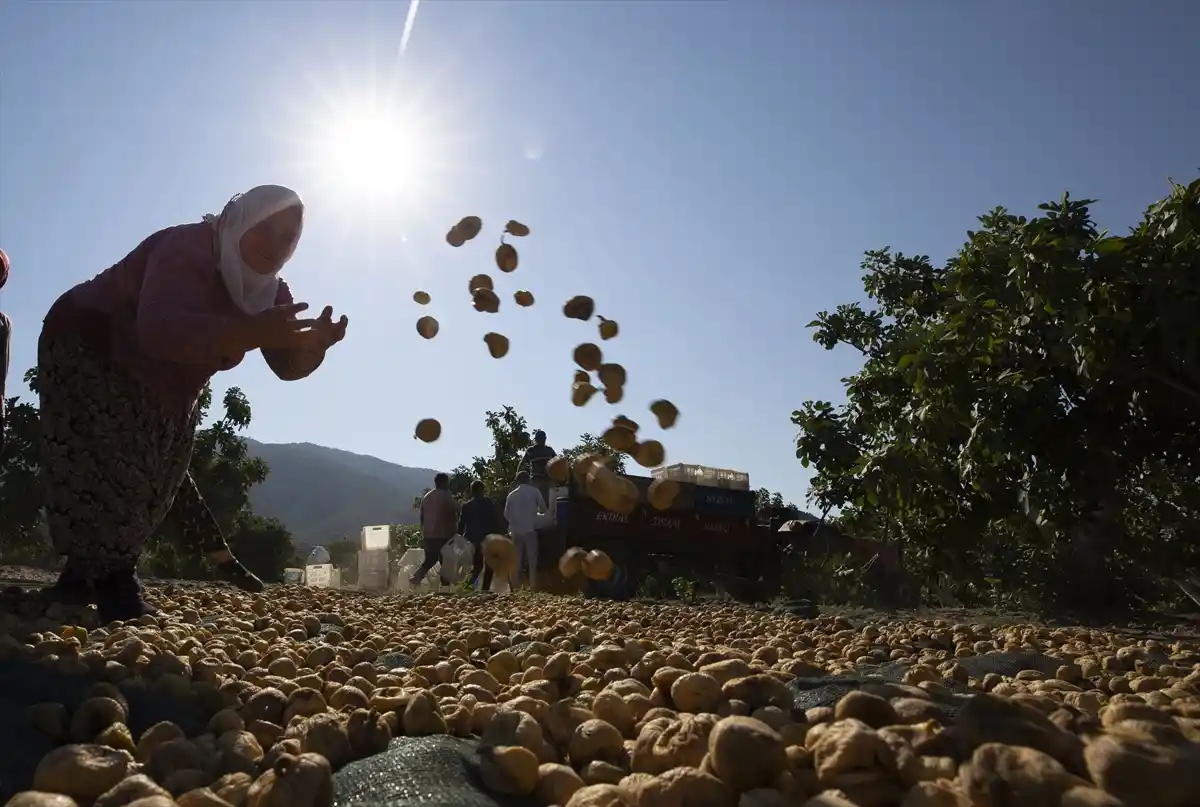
[505,471,547,590]
[36,185,348,621]
[0,249,10,455]
[458,479,498,591]
[412,472,459,586]
[519,430,557,504]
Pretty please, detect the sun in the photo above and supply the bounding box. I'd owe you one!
[310,101,434,205]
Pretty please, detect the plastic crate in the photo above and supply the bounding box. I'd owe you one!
[651,463,750,491]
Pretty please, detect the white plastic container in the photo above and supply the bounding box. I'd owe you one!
[358,548,391,592]
[651,463,751,491]
[305,563,337,588]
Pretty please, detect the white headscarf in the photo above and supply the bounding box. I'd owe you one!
[204,184,304,314]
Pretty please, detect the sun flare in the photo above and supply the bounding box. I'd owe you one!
[311,102,433,204]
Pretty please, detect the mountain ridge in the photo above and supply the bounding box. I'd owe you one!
[244,439,440,547]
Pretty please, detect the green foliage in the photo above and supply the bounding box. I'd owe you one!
[226,513,294,584]
[0,392,46,560]
[446,407,628,505]
[793,177,1200,611]
[561,432,627,475]
[670,576,698,602]
[391,524,422,550]
[754,487,808,525]
[143,383,288,579]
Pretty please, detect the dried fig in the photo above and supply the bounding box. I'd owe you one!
[414,419,442,443]
[559,548,588,578]
[635,441,665,468]
[455,216,483,242]
[582,551,615,581]
[416,316,439,339]
[597,364,626,389]
[564,296,596,321]
[469,274,494,294]
[574,343,603,371]
[547,455,571,483]
[601,426,637,453]
[572,382,598,407]
[647,478,680,511]
[484,333,510,359]
[650,400,679,429]
[613,415,639,433]
[473,287,501,313]
[495,244,519,272]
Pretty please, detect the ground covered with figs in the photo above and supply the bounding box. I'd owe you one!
[3,584,1200,807]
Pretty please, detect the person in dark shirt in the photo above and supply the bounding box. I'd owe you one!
[519,430,557,504]
[0,248,9,455]
[458,479,498,591]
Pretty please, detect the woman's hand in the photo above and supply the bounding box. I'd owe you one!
[243,303,318,351]
[309,305,349,351]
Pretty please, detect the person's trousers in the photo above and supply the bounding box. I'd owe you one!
[511,531,538,589]
[470,540,494,591]
[531,475,552,507]
[414,538,449,583]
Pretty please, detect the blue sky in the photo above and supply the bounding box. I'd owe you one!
[1,1,1197,506]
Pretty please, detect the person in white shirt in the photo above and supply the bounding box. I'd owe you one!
[504,471,547,589]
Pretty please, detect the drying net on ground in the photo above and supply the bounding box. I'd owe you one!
[0,643,1108,805]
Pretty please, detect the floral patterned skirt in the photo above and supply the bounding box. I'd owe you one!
[37,329,227,581]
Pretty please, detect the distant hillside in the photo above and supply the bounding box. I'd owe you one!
[245,439,440,547]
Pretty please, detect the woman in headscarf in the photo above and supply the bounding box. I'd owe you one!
[37,185,348,621]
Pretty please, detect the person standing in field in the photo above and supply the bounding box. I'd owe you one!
[457,479,497,591]
[519,429,557,504]
[0,248,10,455]
[505,471,547,590]
[412,472,458,586]
[35,185,348,622]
